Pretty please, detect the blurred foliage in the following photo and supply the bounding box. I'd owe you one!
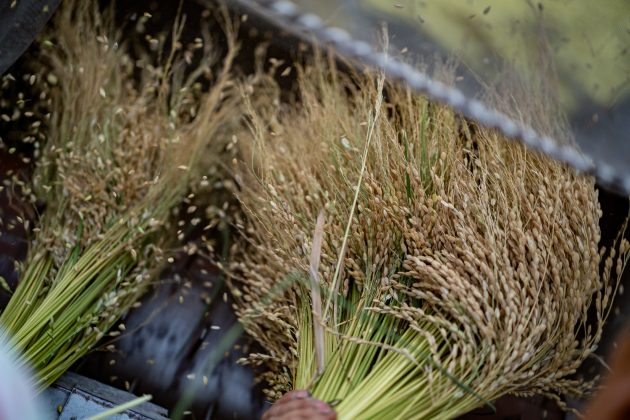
[294,0,630,114]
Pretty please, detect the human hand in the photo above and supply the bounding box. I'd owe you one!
[262,390,337,420]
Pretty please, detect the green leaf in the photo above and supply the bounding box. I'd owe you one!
[0,276,12,295]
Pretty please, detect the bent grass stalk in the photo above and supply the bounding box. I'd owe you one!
[85,394,153,420]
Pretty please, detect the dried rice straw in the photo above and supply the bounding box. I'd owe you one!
[227,55,629,418]
[0,0,238,390]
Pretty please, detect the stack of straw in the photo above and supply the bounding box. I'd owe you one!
[227,59,629,418]
[0,1,238,389]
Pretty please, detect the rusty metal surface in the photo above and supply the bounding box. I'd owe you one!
[42,371,168,420]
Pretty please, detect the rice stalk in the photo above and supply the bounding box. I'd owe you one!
[86,394,152,420]
[227,56,629,418]
[0,0,239,390]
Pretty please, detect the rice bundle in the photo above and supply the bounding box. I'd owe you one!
[0,2,238,389]
[227,59,629,418]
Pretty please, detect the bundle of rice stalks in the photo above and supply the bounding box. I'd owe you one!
[0,1,238,389]
[227,58,629,418]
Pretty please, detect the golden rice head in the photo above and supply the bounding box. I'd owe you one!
[30,1,238,270]
[228,59,627,404]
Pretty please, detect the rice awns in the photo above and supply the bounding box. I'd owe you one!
[226,55,630,418]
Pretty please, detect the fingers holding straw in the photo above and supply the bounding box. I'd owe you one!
[263,391,337,420]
